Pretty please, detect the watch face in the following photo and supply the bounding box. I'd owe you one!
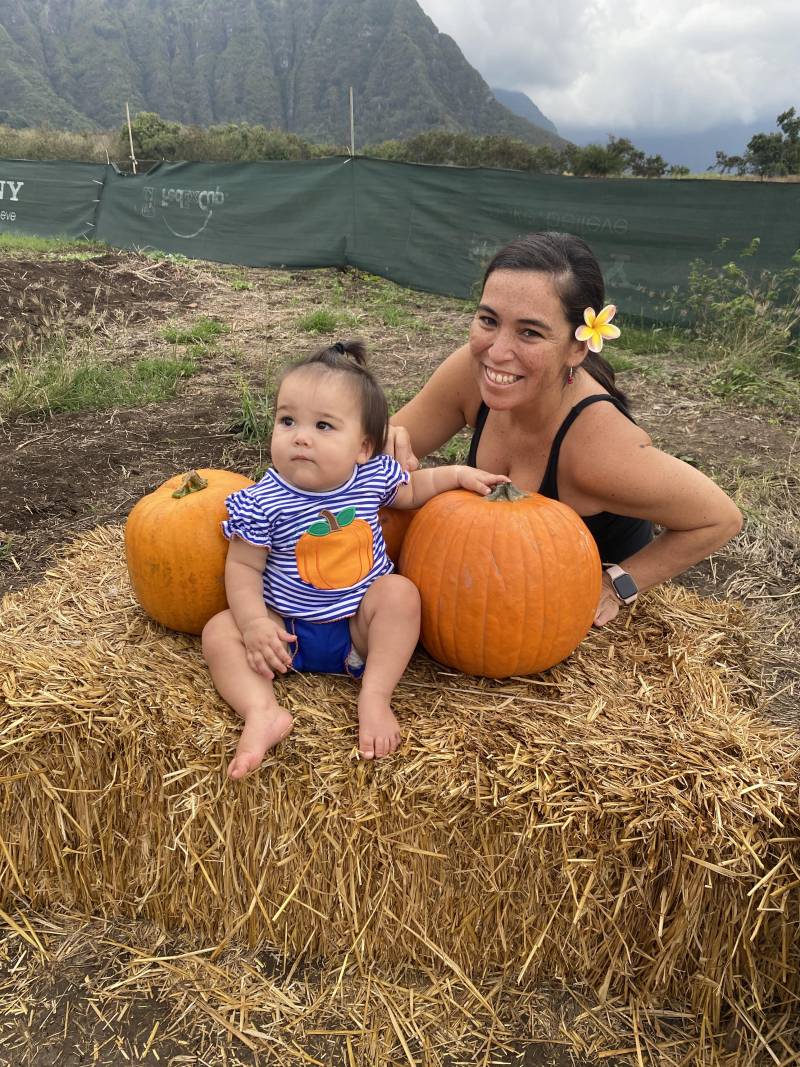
[612,572,638,600]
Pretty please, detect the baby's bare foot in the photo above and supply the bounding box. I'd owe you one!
[228,705,293,779]
[358,691,401,760]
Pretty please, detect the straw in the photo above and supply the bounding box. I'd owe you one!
[1,524,798,1064]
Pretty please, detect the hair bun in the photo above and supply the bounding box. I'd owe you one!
[331,339,367,366]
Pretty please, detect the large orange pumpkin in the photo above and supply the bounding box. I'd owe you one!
[398,483,601,678]
[378,506,418,565]
[125,468,254,634]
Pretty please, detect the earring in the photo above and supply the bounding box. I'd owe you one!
[567,366,574,384]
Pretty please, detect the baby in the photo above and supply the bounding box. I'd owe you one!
[202,340,506,778]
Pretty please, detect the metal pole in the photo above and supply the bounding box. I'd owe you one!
[349,86,355,156]
[125,102,138,174]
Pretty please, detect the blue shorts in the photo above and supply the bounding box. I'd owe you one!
[283,616,365,679]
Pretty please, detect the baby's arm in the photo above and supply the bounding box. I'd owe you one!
[391,465,509,510]
[225,539,296,678]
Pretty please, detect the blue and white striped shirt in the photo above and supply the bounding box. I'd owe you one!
[223,455,409,621]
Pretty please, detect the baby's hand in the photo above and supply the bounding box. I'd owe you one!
[456,467,511,496]
[241,617,296,679]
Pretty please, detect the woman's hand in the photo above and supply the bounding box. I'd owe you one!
[385,424,420,472]
[456,467,511,496]
[241,617,297,678]
[592,572,621,627]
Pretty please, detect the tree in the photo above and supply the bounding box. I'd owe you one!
[712,109,800,178]
[630,153,668,178]
[123,112,181,160]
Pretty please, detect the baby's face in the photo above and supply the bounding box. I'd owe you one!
[271,369,372,492]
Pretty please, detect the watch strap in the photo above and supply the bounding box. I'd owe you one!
[603,564,639,605]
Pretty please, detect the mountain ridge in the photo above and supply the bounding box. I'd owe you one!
[491,88,558,136]
[0,0,567,148]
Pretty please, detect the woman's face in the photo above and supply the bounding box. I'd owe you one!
[469,269,585,410]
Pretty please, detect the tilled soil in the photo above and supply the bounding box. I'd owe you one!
[0,253,198,348]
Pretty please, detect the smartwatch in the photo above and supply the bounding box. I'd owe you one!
[603,564,638,605]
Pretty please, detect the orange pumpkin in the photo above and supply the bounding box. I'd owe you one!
[398,483,602,678]
[378,506,418,565]
[296,507,374,589]
[125,468,254,634]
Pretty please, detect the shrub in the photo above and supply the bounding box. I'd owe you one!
[674,240,800,381]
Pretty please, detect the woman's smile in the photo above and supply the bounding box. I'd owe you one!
[483,364,523,386]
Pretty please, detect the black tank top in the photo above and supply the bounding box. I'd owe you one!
[465,394,653,565]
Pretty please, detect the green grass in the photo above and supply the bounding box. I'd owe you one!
[138,248,192,265]
[709,362,800,413]
[385,384,418,415]
[228,379,275,443]
[603,350,637,373]
[163,317,228,344]
[296,308,360,334]
[0,533,14,564]
[615,318,685,356]
[1,352,198,420]
[230,278,254,291]
[0,234,106,256]
[433,434,471,465]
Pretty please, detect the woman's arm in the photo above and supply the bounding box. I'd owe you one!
[564,412,742,622]
[388,345,479,466]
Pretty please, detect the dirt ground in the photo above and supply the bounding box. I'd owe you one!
[0,247,798,1065]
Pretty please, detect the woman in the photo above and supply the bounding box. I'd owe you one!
[388,232,742,626]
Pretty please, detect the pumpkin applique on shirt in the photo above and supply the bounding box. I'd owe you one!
[296,506,374,589]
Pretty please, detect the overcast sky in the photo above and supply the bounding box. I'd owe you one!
[417,0,798,138]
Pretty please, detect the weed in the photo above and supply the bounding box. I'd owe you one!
[673,240,800,371]
[709,362,800,412]
[230,278,254,291]
[615,318,684,356]
[0,234,105,256]
[138,248,193,266]
[163,317,228,344]
[0,331,198,419]
[296,308,359,334]
[384,385,418,415]
[0,532,15,565]
[434,435,471,465]
[603,351,637,373]
[229,378,275,443]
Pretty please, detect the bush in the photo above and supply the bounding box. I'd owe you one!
[365,131,565,172]
[676,239,800,372]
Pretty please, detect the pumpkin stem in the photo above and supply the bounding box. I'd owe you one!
[172,470,209,499]
[319,508,340,532]
[486,482,529,503]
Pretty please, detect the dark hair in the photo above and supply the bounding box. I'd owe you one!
[280,339,388,457]
[483,232,629,410]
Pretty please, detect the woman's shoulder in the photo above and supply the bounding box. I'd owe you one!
[565,390,649,440]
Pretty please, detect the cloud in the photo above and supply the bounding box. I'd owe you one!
[417,0,799,133]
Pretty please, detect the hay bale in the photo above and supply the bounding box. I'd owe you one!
[1,526,799,1057]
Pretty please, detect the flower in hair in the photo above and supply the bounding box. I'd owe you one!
[575,305,620,353]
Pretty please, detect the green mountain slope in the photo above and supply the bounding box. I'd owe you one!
[491,88,558,136]
[0,0,567,147]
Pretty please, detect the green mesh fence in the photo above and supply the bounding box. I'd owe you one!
[0,159,107,239]
[3,155,799,321]
[95,158,352,268]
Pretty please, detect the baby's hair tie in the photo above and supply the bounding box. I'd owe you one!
[332,341,346,355]
[575,305,621,353]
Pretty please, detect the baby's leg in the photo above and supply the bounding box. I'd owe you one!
[202,609,294,779]
[349,574,421,759]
